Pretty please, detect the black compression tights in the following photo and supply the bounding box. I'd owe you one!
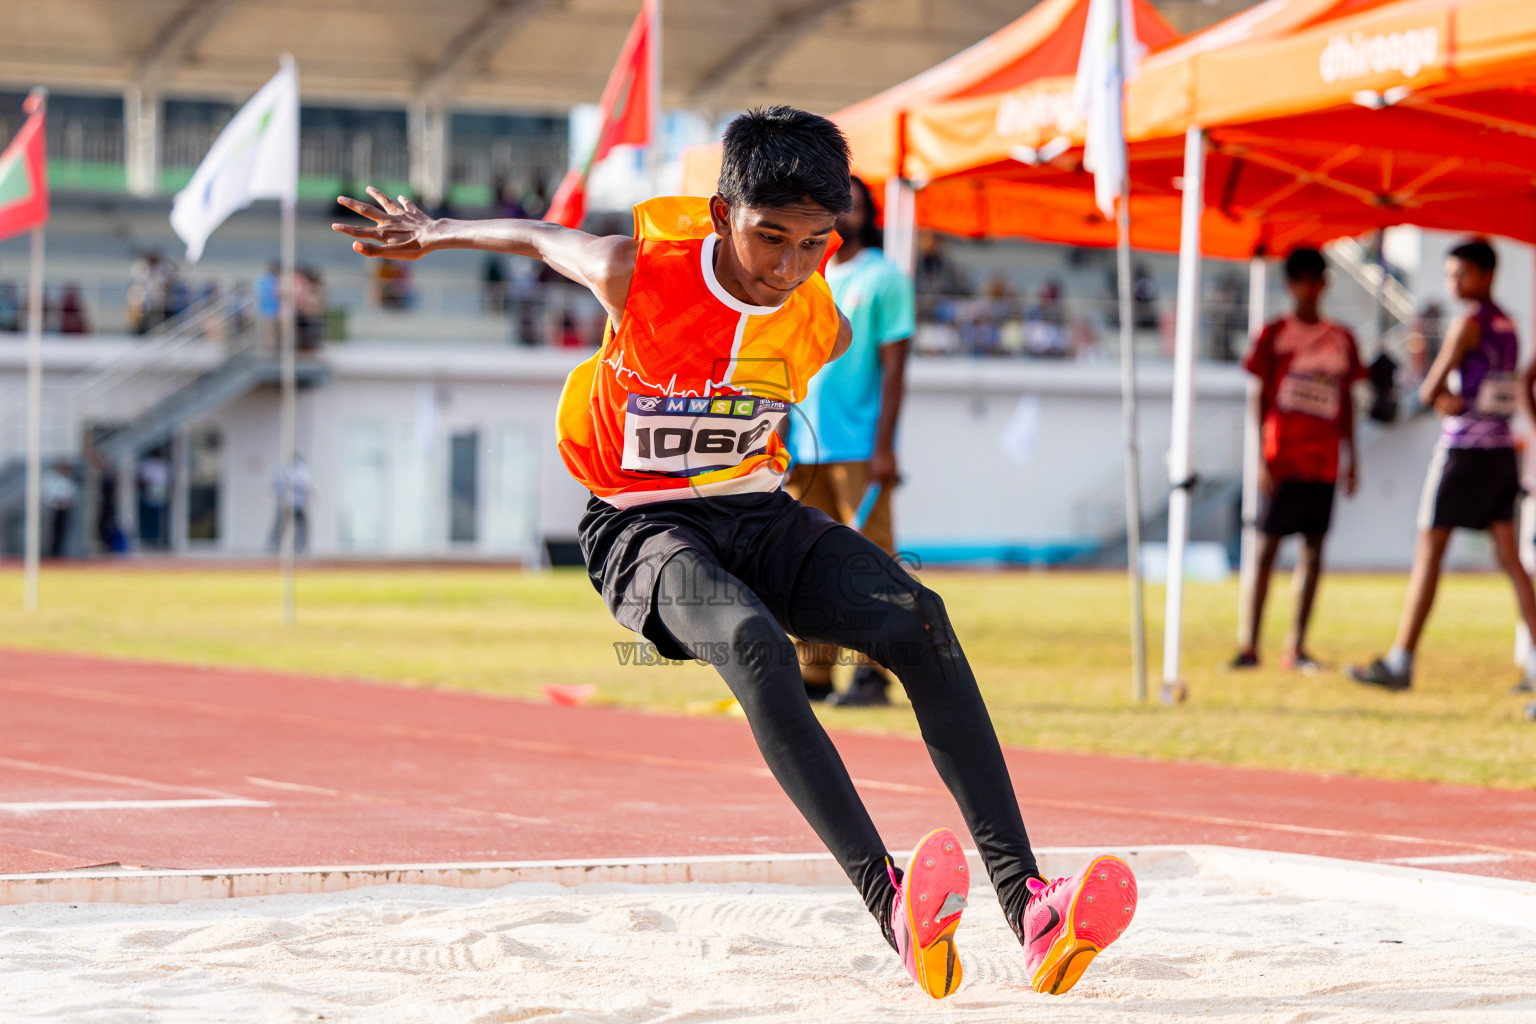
[653,527,1041,939]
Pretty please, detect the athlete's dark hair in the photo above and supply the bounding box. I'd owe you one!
[847,175,884,250]
[717,106,852,215]
[1449,238,1497,273]
[1284,247,1326,283]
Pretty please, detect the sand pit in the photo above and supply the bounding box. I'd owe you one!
[3,851,1534,1023]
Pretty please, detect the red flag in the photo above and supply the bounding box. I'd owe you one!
[545,0,656,228]
[0,91,48,242]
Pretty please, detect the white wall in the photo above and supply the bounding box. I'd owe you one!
[3,340,1491,570]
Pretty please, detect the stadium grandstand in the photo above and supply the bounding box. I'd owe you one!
[0,0,1527,569]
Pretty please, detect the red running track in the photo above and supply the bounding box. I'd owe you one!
[1,648,1534,881]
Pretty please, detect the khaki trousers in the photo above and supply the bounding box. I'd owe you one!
[784,461,894,685]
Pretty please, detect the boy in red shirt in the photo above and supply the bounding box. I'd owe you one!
[1232,248,1364,671]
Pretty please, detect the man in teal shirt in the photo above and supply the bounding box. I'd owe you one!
[787,175,916,706]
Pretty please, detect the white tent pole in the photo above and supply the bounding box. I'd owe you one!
[649,0,662,195]
[279,195,297,626]
[1236,254,1266,645]
[1117,186,1146,703]
[22,227,45,612]
[884,176,917,278]
[1161,125,1205,699]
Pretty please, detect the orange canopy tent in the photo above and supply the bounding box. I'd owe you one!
[904,0,1536,254]
[679,0,1185,244]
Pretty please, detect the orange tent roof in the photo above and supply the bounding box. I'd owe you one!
[908,0,1536,255]
[679,0,1178,197]
[1130,0,1536,249]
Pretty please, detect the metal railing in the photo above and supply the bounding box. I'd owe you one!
[0,291,256,465]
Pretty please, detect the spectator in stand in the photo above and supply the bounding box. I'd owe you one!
[521,176,549,220]
[482,255,508,313]
[87,446,123,553]
[373,258,413,310]
[137,452,171,549]
[257,262,281,351]
[0,280,18,332]
[510,256,544,346]
[1023,279,1069,358]
[58,284,89,334]
[915,230,970,322]
[1208,271,1247,362]
[268,455,312,554]
[557,312,583,348]
[129,251,171,333]
[42,461,78,557]
[1132,264,1159,330]
[494,176,528,219]
[296,267,325,349]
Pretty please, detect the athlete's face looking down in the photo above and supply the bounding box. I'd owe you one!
[1446,257,1493,303]
[708,194,836,308]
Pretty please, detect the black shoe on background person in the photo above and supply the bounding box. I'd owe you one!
[1347,658,1411,692]
[829,667,892,707]
[804,680,834,702]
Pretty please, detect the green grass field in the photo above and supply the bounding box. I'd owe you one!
[1,565,1532,789]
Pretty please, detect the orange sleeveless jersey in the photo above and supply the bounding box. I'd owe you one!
[555,197,841,508]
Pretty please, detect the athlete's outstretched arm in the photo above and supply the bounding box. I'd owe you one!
[332,187,636,323]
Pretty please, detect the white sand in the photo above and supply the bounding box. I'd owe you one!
[3,860,1534,1024]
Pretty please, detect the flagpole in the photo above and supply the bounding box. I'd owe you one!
[279,193,296,626]
[1116,187,1146,702]
[23,225,44,612]
[649,0,662,195]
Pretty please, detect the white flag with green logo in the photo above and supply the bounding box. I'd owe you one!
[171,60,298,263]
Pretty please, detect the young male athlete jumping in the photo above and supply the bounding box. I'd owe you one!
[1350,239,1536,692]
[334,106,1137,999]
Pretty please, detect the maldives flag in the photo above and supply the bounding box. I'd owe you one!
[545,0,656,228]
[0,91,48,242]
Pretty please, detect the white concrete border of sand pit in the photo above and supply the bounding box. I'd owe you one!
[3,845,1534,927]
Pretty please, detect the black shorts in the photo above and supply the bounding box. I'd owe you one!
[1259,480,1336,538]
[1418,445,1521,531]
[578,488,840,661]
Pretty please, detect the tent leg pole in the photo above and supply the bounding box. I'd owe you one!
[1237,255,1266,647]
[1162,125,1205,702]
[1117,190,1146,703]
[884,177,917,279]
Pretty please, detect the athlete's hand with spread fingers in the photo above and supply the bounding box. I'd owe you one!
[332,187,441,260]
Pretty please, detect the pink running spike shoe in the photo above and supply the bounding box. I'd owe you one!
[1020,854,1138,995]
[890,827,971,999]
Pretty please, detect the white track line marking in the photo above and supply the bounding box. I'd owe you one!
[6,676,1536,861]
[1381,853,1514,866]
[0,756,241,799]
[0,799,271,814]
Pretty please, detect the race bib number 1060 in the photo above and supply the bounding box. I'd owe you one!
[621,393,789,477]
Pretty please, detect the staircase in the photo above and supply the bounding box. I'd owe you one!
[1323,237,1417,325]
[0,293,329,537]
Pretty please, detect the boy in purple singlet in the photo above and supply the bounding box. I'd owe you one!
[1350,239,1536,692]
